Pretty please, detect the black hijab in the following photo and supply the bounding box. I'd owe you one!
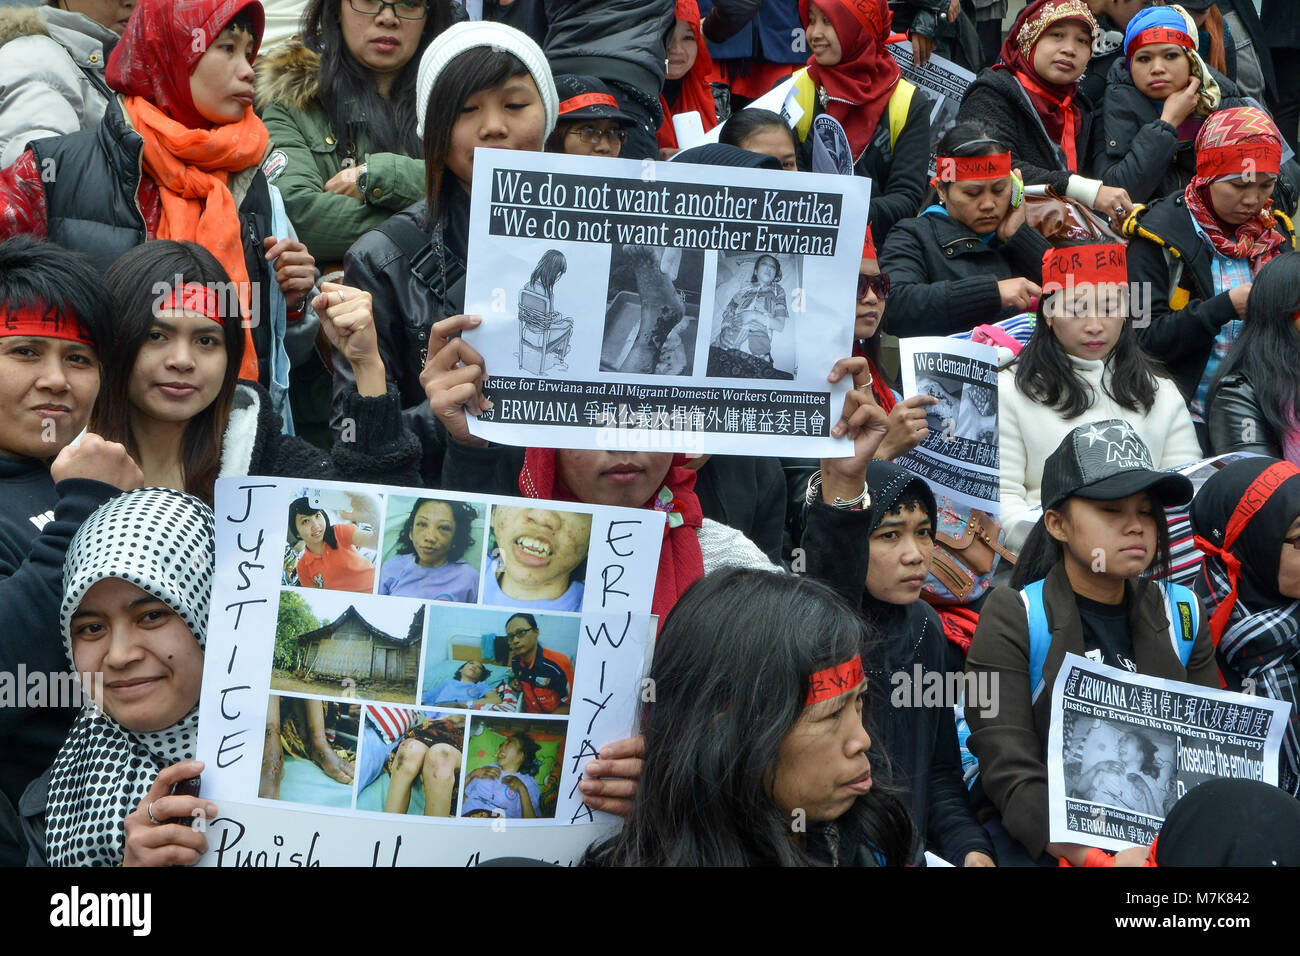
[1157,779,1300,866]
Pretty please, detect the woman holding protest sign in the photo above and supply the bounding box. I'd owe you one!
[966,423,1218,867]
[878,124,1050,338]
[790,0,932,247]
[91,240,419,504]
[582,567,918,866]
[1124,105,1297,423]
[999,243,1200,542]
[955,0,1134,227]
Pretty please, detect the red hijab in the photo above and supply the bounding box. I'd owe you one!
[658,0,718,149]
[798,0,900,160]
[518,449,705,629]
[994,0,1096,171]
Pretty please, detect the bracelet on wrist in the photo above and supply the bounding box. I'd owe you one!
[805,470,871,511]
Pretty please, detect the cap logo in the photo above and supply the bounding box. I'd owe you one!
[1079,421,1151,469]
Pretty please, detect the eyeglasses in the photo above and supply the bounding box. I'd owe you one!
[505,626,538,640]
[567,125,629,146]
[347,0,427,19]
[857,272,890,301]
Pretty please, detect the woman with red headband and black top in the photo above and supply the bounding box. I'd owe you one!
[879,123,1049,337]
[1124,105,1297,424]
[792,0,931,247]
[956,0,1133,228]
[1190,456,1300,795]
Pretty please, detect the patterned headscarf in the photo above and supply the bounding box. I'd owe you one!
[45,489,215,867]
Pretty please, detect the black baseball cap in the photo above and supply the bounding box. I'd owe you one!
[1040,419,1194,512]
[554,74,636,126]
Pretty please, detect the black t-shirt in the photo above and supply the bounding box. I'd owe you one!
[1075,593,1137,674]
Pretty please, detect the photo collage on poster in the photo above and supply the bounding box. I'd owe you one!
[264,488,593,823]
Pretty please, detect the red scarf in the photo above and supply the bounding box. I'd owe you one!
[658,0,718,150]
[518,449,705,629]
[994,0,1096,172]
[798,0,900,160]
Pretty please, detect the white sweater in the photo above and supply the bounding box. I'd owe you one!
[999,355,1202,538]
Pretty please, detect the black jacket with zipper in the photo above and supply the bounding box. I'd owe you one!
[879,209,1050,337]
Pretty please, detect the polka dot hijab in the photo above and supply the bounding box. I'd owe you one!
[45,488,215,867]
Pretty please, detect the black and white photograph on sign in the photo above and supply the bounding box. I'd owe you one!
[516,249,575,375]
[916,371,962,436]
[887,41,975,177]
[378,496,487,603]
[482,504,593,612]
[599,244,705,377]
[707,250,801,380]
[355,706,467,817]
[461,715,568,820]
[1063,713,1178,817]
[284,487,383,594]
[420,604,581,715]
[271,589,426,703]
[259,694,361,808]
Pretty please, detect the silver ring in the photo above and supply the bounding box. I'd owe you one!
[335,289,347,303]
[1113,206,1125,217]
[147,800,160,825]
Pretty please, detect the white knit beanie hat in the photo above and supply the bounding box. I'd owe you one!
[415,20,558,140]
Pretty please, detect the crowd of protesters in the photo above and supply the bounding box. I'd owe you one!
[1,0,1300,868]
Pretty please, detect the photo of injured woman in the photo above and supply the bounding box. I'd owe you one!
[1063,715,1178,817]
[354,706,467,817]
[259,694,360,809]
[482,504,592,612]
[460,716,567,820]
[706,251,800,380]
[599,244,704,377]
[421,605,582,715]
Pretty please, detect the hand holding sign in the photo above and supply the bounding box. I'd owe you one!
[420,313,491,448]
[123,761,217,868]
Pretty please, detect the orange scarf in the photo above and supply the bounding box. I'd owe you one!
[122,95,268,379]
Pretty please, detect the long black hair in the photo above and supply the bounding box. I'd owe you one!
[1011,492,1174,588]
[395,498,476,563]
[1209,252,1300,445]
[421,45,532,220]
[924,122,1007,208]
[287,497,339,549]
[584,568,916,867]
[1012,260,1161,419]
[95,241,244,504]
[300,0,457,159]
[528,250,567,296]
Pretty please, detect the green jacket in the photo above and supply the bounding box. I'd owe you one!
[255,40,425,265]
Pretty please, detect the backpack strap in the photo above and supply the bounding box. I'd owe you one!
[1162,582,1200,668]
[792,68,815,142]
[374,216,443,293]
[888,78,915,153]
[1021,579,1052,705]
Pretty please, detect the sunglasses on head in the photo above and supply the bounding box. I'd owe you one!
[857,272,890,301]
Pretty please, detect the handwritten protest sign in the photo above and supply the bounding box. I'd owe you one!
[196,477,662,866]
[1048,654,1290,852]
[896,337,1000,512]
[461,148,870,457]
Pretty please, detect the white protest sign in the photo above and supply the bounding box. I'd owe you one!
[886,42,976,179]
[196,477,662,865]
[896,336,1000,512]
[461,148,870,457]
[1048,654,1291,852]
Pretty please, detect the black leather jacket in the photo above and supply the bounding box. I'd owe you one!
[1207,372,1284,457]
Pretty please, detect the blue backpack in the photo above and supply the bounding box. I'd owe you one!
[954,581,1200,787]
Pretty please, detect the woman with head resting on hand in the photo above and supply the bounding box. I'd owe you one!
[956,0,1135,229]
[0,0,318,427]
[1125,104,1297,422]
[583,567,917,866]
[966,422,1218,868]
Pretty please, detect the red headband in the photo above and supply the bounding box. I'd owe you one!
[1197,142,1282,181]
[1192,461,1300,654]
[1041,243,1127,293]
[934,153,1012,183]
[559,93,619,114]
[1126,27,1193,59]
[805,655,866,706]
[1,301,93,345]
[158,283,225,324]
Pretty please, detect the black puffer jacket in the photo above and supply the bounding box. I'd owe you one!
[542,0,675,101]
[879,209,1050,337]
[1077,13,1125,106]
[956,65,1097,193]
[1206,372,1285,458]
[1125,191,1296,400]
[1091,57,1243,204]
